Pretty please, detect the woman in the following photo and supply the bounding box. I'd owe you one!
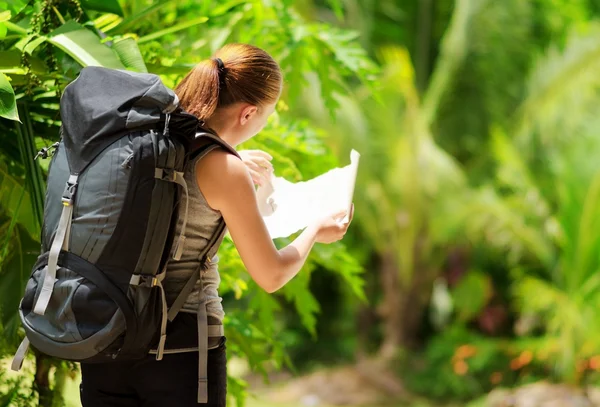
[80,43,353,407]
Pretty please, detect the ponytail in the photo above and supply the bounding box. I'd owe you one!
[174,58,221,121]
[175,44,282,121]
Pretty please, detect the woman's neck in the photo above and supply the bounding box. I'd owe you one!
[204,110,238,147]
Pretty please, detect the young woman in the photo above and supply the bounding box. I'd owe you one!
[80,43,353,407]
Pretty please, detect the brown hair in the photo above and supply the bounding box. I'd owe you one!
[175,43,282,121]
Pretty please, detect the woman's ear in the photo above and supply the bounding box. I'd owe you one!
[240,105,258,125]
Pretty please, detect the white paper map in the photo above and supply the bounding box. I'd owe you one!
[257,150,360,239]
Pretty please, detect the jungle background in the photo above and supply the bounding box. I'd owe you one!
[3,0,600,406]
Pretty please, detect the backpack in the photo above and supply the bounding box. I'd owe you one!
[11,66,237,402]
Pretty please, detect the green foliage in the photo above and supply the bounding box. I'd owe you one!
[403,325,546,400]
[304,0,600,398]
[0,73,18,121]
[451,270,492,323]
[6,0,600,404]
[0,1,371,405]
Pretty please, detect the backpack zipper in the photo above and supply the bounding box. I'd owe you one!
[33,142,60,160]
[121,153,134,169]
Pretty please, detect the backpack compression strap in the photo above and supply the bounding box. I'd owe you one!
[166,133,238,322]
[12,175,79,371]
[34,175,79,315]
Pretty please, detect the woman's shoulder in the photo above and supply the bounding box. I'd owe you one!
[195,148,252,209]
[196,147,246,179]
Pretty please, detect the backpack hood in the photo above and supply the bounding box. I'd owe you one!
[60,66,181,174]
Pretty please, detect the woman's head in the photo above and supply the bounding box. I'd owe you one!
[175,44,282,146]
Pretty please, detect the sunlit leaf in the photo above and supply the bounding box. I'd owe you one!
[0,225,38,342]
[0,10,9,39]
[137,16,209,44]
[81,0,123,17]
[0,10,10,23]
[112,37,148,72]
[47,21,124,69]
[0,73,19,122]
[0,163,39,239]
[105,0,173,34]
[451,270,492,322]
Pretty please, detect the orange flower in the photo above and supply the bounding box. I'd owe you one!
[490,372,503,385]
[589,356,600,370]
[519,351,533,366]
[454,345,477,360]
[510,358,522,370]
[453,360,469,376]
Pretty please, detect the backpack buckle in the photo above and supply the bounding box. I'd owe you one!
[129,274,159,288]
[154,168,177,182]
[61,175,79,206]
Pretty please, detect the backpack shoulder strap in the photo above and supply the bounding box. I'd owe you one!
[166,219,226,322]
[166,132,237,323]
[189,131,240,160]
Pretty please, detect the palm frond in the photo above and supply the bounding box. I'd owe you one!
[516,24,600,151]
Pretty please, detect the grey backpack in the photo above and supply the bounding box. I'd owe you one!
[11,66,236,401]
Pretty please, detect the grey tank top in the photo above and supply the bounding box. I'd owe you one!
[163,145,225,322]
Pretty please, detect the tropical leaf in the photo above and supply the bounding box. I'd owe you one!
[462,187,554,267]
[112,37,148,72]
[0,10,9,39]
[14,104,45,229]
[105,0,173,35]
[0,224,38,342]
[81,0,124,17]
[422,0,492,126]
[4,0,28,15]
[47,21,124,69]
[137,16,209,44]
[516,24,600,151]
[0,50,28,73]
[0,162,39,240]
[0,73,19,122]
[451,269,492,322]
[281,270,320,337]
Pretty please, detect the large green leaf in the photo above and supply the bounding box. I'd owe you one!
[0,73,19,122]
[105,0,172,35]
[451,270,492,322]
[0,10,9,39]
[81,0,124,17]
[5,0,28,15]
[137,16,209,44]
[0,51,47,75]
[0,163,39,240]
[112,37,148,73]
[516,24,600,150]
[47,21,124,69]
[0,224,39,342]
[146,62,195,75]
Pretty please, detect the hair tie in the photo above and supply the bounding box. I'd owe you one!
[213,57,224,71]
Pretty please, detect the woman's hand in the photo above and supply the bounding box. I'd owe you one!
[313,204,355,244]
[238,149,273,186]
[197,149,355,294]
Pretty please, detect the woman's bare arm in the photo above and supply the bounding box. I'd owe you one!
[196,149,349,292]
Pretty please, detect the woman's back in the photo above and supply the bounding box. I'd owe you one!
[164,145,225,320]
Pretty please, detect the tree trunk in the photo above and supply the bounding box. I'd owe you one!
[378,239,436,360]
[398,263,433,348]
[355,253,380,360]
[378,250,403,360]
[35,352,53,407]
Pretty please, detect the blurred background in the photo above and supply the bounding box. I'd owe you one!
[2,0,600,406]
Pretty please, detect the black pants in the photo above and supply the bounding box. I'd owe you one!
[80,339,227,407]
